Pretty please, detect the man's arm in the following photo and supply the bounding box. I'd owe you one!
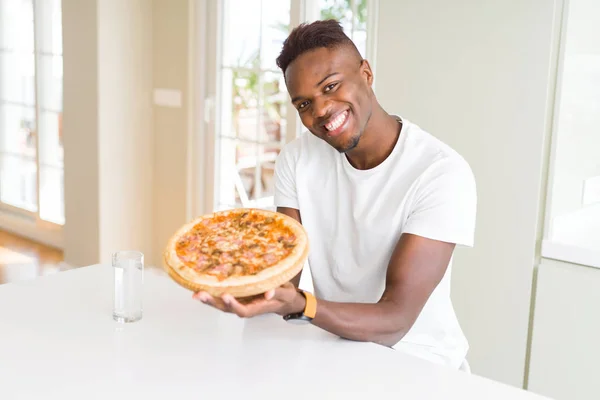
[309,233,454,347]
[279,206,454,347]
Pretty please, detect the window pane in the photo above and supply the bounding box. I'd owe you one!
[263,71,287,144]
[354,0,367,30]
[318,0,367,57]
[0,0,34,52]
[216,138,280,210]
[0,52,36,105]
[38,54,63,112]
[261,0,290,71]
[0,104,36,156]
[253,142,279,202]
[222,0,261,68]
[36,0,63,55]
[352,29,367,58]
[319,0,353,32]
[39,165,64,224]
[38,111,62,167]
[0,154,37,211]
[223,69,260,141]
[217,138,254,208]
[224,70,286,144]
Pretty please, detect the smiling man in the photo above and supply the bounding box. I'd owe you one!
[194,20,478,370]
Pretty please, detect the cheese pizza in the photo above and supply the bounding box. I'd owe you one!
[163,208,309,298]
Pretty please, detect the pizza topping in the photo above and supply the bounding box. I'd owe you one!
[210,263,233,275]
[175,210,298,281]
[262,253,279,264]
[232,264,244,276]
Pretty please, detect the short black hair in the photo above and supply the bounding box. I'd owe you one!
[276,19,360,74]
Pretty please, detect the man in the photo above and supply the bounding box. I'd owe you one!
[194,20,477,369]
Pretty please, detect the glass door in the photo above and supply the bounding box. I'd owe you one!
[0,0,37,213]
[204,0,375,212]
[0,0,64,227]
[209,0,294,211]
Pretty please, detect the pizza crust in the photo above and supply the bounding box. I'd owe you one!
[162,208,309,298]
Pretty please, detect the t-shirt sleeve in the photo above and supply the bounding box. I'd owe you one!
[402,157,478,247]
[274,145,299,209]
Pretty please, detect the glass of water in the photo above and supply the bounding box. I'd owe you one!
[112,250,144,323]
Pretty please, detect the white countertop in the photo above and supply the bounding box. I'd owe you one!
[0,265,550,399]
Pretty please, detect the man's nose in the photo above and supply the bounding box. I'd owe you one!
[312,97,332,120]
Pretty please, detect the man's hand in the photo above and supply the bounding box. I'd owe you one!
[192,282,306,318]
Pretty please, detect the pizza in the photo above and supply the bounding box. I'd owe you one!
[163,208,309,298]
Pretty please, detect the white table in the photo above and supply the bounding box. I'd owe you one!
[0,265,550,399]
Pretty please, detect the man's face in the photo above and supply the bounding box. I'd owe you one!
[284,46,374,153]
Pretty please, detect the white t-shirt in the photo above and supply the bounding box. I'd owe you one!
[273,116,477,368]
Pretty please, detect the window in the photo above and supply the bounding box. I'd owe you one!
[0,0,64,226]
[205,0,377,212]
[542,0,600,268]
[318,0,368,56]
[213,0,292,211]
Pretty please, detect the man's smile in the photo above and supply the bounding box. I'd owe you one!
[322,109,350,137]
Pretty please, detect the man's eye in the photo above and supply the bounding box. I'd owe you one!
[298,101,309,110]
[324,82,338,92]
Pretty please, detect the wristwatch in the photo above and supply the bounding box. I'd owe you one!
[283,289,317,324]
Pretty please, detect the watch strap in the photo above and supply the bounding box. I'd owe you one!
[301,289,317,319]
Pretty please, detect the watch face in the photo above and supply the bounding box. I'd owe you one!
[285,317,311,325]
[283,314,312,324]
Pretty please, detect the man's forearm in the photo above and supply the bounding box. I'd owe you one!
[309,298,412,347]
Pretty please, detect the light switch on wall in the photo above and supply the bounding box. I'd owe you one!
[153,88,182,108]
[582,175,600,206]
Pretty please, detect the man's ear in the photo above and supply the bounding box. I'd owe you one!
[360,59,374,87]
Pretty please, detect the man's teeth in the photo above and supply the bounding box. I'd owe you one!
[325,111,347,131]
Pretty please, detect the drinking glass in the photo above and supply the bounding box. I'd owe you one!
[112,250,144,323]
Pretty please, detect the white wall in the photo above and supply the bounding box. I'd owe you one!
[62,0,100,266]
[63,0,194,268]
[97,0,154,264]
[152,0,192,269]
[375,0,562,388]
[63,0,154,266]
